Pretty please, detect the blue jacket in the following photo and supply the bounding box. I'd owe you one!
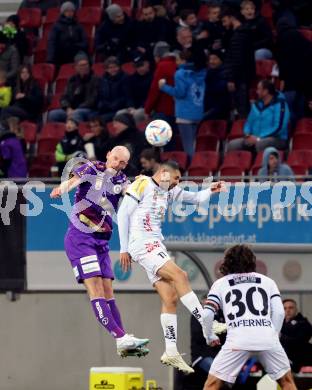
[244,92,290,140]
[258,146,294,182]
[160,64,206,122]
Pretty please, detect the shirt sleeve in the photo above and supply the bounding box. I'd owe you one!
[172,186,212,204]
[73,162,97,178]
[125,176,149,203]
[270,280,284,333]
[204,280,223,313]
[117,194,140,253]
[0,141,11,160]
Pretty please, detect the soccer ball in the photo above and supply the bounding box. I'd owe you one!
[145,120,172,147]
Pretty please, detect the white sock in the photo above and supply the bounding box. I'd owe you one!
[160,313,178,356]
[180,291,204,324]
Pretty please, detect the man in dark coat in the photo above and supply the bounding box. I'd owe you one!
[221,8,255,118]
[48,52,100,123]
[281,299,312,372]
[47,2,88,67]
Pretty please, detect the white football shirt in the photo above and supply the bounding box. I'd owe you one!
[207,272,282,350]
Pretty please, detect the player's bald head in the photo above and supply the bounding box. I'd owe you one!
[111,145,130,160]
[106,145,130,171]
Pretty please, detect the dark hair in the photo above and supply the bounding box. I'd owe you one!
[282,299,297,306]
[180,9,196,21]
[221,7,243,22]
[140,148,161,162]
[220,245,256,275]
[161,159,181,172]
[16,64,35,94]
[259,79,276,96]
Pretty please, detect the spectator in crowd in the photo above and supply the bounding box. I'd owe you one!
[117,56,152,124]
[257,147,294,182]
[0,31,20,85]
[140,148,161,176]
[55,118,85,175]
[276,17,312,124]
[5,15,28,62]
[175,26,193,52]
[134,4,173,61]
[95,4,134,63]
[0,70,12,112]
[144,42,177,128]
[178,9,209,42]
[0,120,27,178]
[47,2,88,68]
[1,65,43,122]
[221,8,255,118]
[98,56,130,123]
[108,112,148,176]
[281,299,312,372]
[159,50,207,158]
[203,3,225,50]
[203,50,230,120]
[240,0,273,60]
[83,117,110,160]
[48,52,100,123]
[228,80,290,152]
[19,0,80,14]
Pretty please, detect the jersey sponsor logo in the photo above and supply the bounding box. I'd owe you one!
[145,241,161,253]
[228,318,272,328]
[165,325,176,341]
[192,308,202,320]
[229,275,261,286]
[143,213,153,232]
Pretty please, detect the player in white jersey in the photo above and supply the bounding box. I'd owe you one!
[202,244,297,390]
[117,160,226,374]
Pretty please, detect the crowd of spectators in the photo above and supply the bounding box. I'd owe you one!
[0,0,311,178]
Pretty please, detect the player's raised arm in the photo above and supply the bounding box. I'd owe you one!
[50,174,81,198]
[174,180,227,204]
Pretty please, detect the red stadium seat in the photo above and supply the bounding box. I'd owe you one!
[77,7,102,26]
[122,62,136,75]
[18,8,42,29]
[299,29,312,42]
[197,4,209,21]
[256,59,276,79]
[55,64,76,93]
[111,0,133,6]
[21,121,37,144]
[289,164,308,177]
[79,122,92,137]
[287,150,312,168]
[295,118,312,133]
[34,76,48,95]
[189,151,219,175]
[161,151,188,171]
[228,119,246,140]
[44,7,60,24]
[92,63,106,76]
[34,39,47,64]
[197,120,227,140]
[32,63,55,84]
[81,23,96,39]
[42,22,53,42]
[195,134,219,152]
[47,94,62,111]
[222,151,252,172]
[37,137,59,154]
[137,119,150,132]
[41,123,66,139]
[107,122,115,135]
[219,166,245,181]
[29,153,56,177]
[292,133,312,150]
[82,0,103,6]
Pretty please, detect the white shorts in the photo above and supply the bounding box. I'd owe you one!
[210,342,290,384]
[128,239,171,285]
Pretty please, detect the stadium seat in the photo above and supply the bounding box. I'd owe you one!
[251,150,284,175]
[44,7,60,24]
[227,119,246,140]
[292,133,312,150]
[222,150,252,172]
[137,119,150,132]
[295,118,312,133]
[32,63,55,84]
[287,150,312,168]
[79,122,92,137]
[197,4,209,21]
[106,122,115,135]
[18,8,42,29]
[21,121,37,144]
[219,166,245,181]
[299,29,312,42]
[256,59,276,79]
[55,64,76,93]
[300,366,312,374]
[34,76,48,96]
[29,153,56,177]
[81,23,96,39]
[92,63,105,77]
[161,151,188,171]
[37,137,59,154]
[82,0,103,6]
[188,151,219,176]
[47,94,62,111]
[197,120,227,140]
[41,123,66,139]
[42,22,53,42]
[288,164,308,177]
[195,134,219,152]
[111,0,133,7]
[122,62,136,75]
[261,1,273,28]
[34,39,48,64]
[77,7,102,26]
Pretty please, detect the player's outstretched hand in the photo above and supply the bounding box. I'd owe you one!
[120,252,132,273]
[207,333,221,347]
[50,186,62,198]
[210,181,227,193]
